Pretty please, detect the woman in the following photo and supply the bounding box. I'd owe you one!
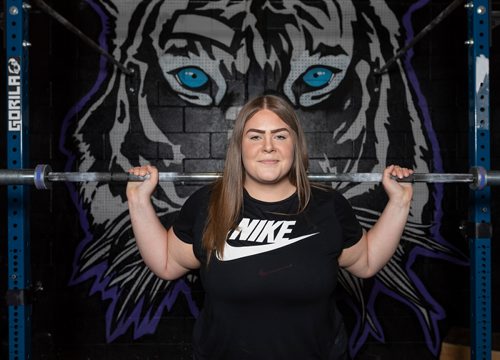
[127,95,413,359]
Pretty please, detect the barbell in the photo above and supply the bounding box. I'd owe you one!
[0,164,498,191]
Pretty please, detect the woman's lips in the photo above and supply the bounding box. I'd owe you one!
[259,160,279,164]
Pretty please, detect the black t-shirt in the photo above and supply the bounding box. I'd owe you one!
[173,185,363,360]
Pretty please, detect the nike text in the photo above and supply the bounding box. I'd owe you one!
[229,218,296,243]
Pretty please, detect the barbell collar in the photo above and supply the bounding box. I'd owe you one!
[34,164,52,190]
[470,166,500,190]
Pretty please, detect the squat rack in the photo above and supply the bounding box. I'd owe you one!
[2,0,494,359]
[466,1,492,358]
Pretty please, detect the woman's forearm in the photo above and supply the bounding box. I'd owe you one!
[128,195,170,277]
[364,198,411,275]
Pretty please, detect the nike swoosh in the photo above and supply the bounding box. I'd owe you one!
[217,232,319,261]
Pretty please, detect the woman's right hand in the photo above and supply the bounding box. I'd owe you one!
[126,164,159,201]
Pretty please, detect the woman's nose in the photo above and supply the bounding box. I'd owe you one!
[263,135,275,152]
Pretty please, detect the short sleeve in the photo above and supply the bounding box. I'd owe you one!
[172,185,211,245]
[333,191,363,249]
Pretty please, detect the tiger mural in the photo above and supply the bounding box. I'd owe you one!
[61,0,465,356]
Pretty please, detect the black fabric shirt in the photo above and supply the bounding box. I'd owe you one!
[173,185,363,360]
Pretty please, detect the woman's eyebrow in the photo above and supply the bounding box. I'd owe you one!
[245,128,290,134]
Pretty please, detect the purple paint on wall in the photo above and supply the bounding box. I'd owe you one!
[59,0,198,342]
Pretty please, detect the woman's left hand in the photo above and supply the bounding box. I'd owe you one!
[382,165,414,207]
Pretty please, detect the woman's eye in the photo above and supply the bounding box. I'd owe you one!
[175,67,209,89]
[301,66,335,88]
[275,134,287,140]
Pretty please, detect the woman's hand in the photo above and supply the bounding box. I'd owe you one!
[382,165,414,207]
[126,164,159,202]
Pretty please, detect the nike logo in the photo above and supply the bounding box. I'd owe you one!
[228,218,297,243]
[217,233,319,261]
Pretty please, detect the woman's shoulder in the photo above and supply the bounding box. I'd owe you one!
[311,183,338,197]
[183,183,214,207]
[309,185,358,224]
[310,184,350,205]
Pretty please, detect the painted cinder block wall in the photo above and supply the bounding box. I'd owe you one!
[1,0,499,359]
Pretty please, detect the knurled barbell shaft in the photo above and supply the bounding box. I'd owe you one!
[45,172,474,183]
[1,165,499,190]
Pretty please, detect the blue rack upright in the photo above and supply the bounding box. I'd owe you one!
[5,1,32,359]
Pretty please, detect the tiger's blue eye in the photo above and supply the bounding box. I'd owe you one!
[176,67,209,89]
[302,67,334,88]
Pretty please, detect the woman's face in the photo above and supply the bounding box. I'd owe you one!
[241,109,295,195]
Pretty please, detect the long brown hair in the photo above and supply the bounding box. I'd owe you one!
[202,95,311,261]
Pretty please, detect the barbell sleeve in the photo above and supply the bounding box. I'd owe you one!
[0,165,499,190]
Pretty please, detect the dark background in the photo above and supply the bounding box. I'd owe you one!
[1,0,499,359]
